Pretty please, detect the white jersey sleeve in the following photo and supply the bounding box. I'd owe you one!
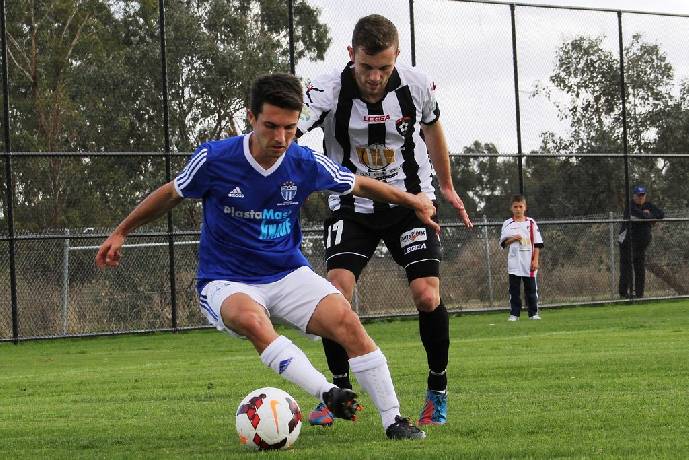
[420,73,440,125]
[531,219,544,245]
[298,72,339,135]
[499,219,513,247]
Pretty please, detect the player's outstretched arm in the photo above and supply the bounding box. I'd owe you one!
[351,175,440,234]
[95,182,183,268]
[422,121,474,229]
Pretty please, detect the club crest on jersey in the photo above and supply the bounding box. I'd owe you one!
[395,116,412,137]
[280,181,297,201]
[355,144,395,171]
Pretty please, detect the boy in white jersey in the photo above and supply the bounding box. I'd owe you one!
[499,195,544,321]
[95,74,433,440]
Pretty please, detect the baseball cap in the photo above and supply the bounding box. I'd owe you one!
[633,185,647,195]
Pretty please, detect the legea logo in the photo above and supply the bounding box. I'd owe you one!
[363,114,390,123]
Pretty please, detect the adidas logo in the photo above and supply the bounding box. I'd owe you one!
[278,358,293,375]
[228,186,244,198]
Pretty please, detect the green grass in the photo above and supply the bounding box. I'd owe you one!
[2,301,689,459]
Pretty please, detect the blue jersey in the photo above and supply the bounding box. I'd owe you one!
[174,133,355,287]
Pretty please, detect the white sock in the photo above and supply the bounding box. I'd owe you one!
[260,336,335,400]
[349,348,400,429]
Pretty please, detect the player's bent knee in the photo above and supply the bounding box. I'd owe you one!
[410,277,440,312]
[414,291,440,312]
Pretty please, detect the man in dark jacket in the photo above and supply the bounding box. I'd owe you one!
[618,185,664,298]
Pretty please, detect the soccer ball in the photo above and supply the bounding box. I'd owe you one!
[235,387,302,450]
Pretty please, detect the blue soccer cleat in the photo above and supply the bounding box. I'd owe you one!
[308,401,335,426]
[418,389,447,425]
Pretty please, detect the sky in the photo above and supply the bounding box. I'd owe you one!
[296,0,689,154]
[507,0,689,15]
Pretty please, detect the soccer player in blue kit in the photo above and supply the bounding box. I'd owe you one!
[95,74,434,440]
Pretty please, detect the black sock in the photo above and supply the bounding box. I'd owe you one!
[419,303,450,392]
[428,370,447,392]
[322,337,352,389]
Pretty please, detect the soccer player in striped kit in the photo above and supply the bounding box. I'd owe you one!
[298,14,473,426]
[499,195,544,321]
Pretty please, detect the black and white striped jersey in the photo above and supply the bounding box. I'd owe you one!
[297,62,440,215]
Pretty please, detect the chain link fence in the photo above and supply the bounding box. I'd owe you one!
[2,1,689,341]
[2,217,687,340]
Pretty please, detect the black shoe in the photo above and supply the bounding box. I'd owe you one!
[322,387,362,421]
[385,415,426,440]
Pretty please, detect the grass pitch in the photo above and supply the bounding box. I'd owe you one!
[2,301,689,459]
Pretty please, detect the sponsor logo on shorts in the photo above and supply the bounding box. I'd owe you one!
[400,228,427,248]
[404,242,427,255]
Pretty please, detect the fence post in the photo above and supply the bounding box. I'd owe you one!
[1,0,20,344]
[483,216,494,308]
[62,229,70,335]
[617,11,634,301]
[510,3,524,194]
[158,0,178,329]
[288,0,295,74]
[609,212,616,298]
[408,0,416,67]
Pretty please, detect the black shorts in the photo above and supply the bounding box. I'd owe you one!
[323,206,442,283]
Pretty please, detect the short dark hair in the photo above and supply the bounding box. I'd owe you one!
[250,73,303,116]
[352,14,399,54]
[511,194,526,204]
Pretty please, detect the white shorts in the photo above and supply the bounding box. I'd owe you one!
[198,266,341,338]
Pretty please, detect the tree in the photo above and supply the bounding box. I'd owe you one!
[653,81,689,210]
[2,0,330,231]
[445,141,519,221]
[531,34,674,216]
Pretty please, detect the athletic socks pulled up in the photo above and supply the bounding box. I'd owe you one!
[349,348,400,429]
[260,335,334,400]
[419,304,450,392]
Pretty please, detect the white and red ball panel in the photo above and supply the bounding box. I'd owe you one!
[235,387,302,450]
